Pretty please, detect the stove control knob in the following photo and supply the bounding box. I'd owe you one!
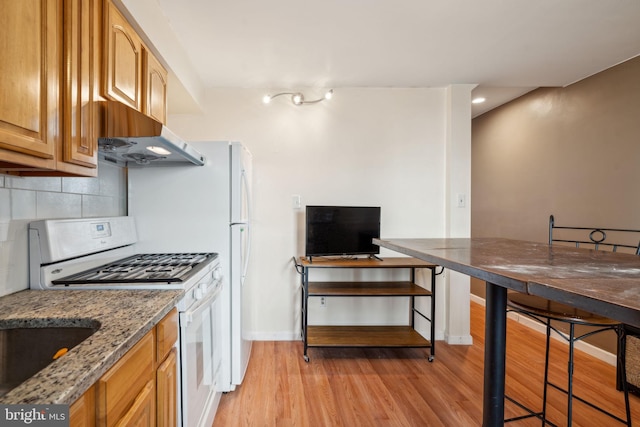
[213,268,222,280]
[193,287,203,300]
[200,283,208,293]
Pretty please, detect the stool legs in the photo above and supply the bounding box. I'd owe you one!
[506,313,632,426]
[618,326,633,426]
[542,322,632,426]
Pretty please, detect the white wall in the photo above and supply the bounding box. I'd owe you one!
[0,162,127,296]
[442,85,474,344]
[167,87,462,341]
[118,0,473,343]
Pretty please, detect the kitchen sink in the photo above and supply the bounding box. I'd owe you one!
[0,320,100,397]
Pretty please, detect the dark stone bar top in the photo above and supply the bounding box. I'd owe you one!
[374,237,640,426]
[0,289,183,405]
[374,237,640,327]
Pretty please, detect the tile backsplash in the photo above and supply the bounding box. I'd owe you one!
[0,162,127,296]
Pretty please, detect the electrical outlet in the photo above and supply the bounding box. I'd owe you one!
[320,296,327,307]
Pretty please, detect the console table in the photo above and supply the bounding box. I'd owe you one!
[373,237,640,427]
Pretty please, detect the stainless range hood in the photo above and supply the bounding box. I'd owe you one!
[97,101,205,167]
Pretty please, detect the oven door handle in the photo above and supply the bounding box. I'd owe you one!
[180,280,222,325]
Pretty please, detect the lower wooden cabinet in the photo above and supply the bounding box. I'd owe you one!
[114,380,155,427]
[97,331,154,426]
[156,349,177,427]
[70,386,96,427]
[70,309,178,427]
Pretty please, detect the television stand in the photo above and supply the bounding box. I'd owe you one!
[368,254,383,261]
[293,256,439,362]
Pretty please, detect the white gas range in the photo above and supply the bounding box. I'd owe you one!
[28,216,223,427]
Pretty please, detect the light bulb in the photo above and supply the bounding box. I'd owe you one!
[146,146,171,155]
[472,97,486,104]
[324,89,333,100]
[262,95,272,104]
[292,94,303,105]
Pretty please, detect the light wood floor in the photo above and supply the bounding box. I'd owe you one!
[213,302,640,426]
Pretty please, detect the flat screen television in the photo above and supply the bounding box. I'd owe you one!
[305,205,381,258]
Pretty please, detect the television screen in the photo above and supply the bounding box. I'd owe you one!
[305,206,381,257]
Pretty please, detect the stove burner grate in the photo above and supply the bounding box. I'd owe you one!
[52,253,218,285]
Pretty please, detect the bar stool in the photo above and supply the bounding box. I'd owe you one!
[506,293,632,426]
[504,214,637,426]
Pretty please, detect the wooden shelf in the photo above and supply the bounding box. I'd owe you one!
[299,257,436,269]
[295,255,437,362]
[307,326,431,348]
[308,281,432,297]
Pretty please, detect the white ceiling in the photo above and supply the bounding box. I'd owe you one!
[148,0,640,117]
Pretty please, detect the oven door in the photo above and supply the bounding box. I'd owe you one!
[179,282,222,427]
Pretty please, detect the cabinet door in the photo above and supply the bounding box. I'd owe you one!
[114,380,155,427]
[156,349,177,427]
[103,0,142,111]
[156,308,178,363]
[0,0,59,168]
[60,0,98,173]
[143,48,167,125]
[70,386,96,427]
[97,331,154,427]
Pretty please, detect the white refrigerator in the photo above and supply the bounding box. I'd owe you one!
[127,140,253,391]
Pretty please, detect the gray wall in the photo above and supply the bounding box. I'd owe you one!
[471,56,640,352]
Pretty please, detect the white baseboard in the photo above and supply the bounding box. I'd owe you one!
[249,330,450,342]
[445,334,474,345]
[470,294,617,366]
[248,331,299,341]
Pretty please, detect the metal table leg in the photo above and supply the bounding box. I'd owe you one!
[302,265,309,362]
[429,266,436,362]
[483,282,507,427]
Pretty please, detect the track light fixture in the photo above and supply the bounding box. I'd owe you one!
[263,89,333,106]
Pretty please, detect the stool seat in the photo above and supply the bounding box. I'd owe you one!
[507,293,620,326]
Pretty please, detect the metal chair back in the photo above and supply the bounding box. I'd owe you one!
[548,214,640,255]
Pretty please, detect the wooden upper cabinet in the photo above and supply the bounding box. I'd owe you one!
[143,48,168,125]
[60,0,99,174]
[104,0,143,111]
[1,0,168,175]
[0,0,60,169]
[0,0,99,176]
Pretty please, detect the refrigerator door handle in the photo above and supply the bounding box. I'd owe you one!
[240,168,252,282]
[242,223,251,282]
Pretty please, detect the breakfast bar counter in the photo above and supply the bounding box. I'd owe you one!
[373,237,640,426]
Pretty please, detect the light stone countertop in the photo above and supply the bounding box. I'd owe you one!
[0,289,183,405]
